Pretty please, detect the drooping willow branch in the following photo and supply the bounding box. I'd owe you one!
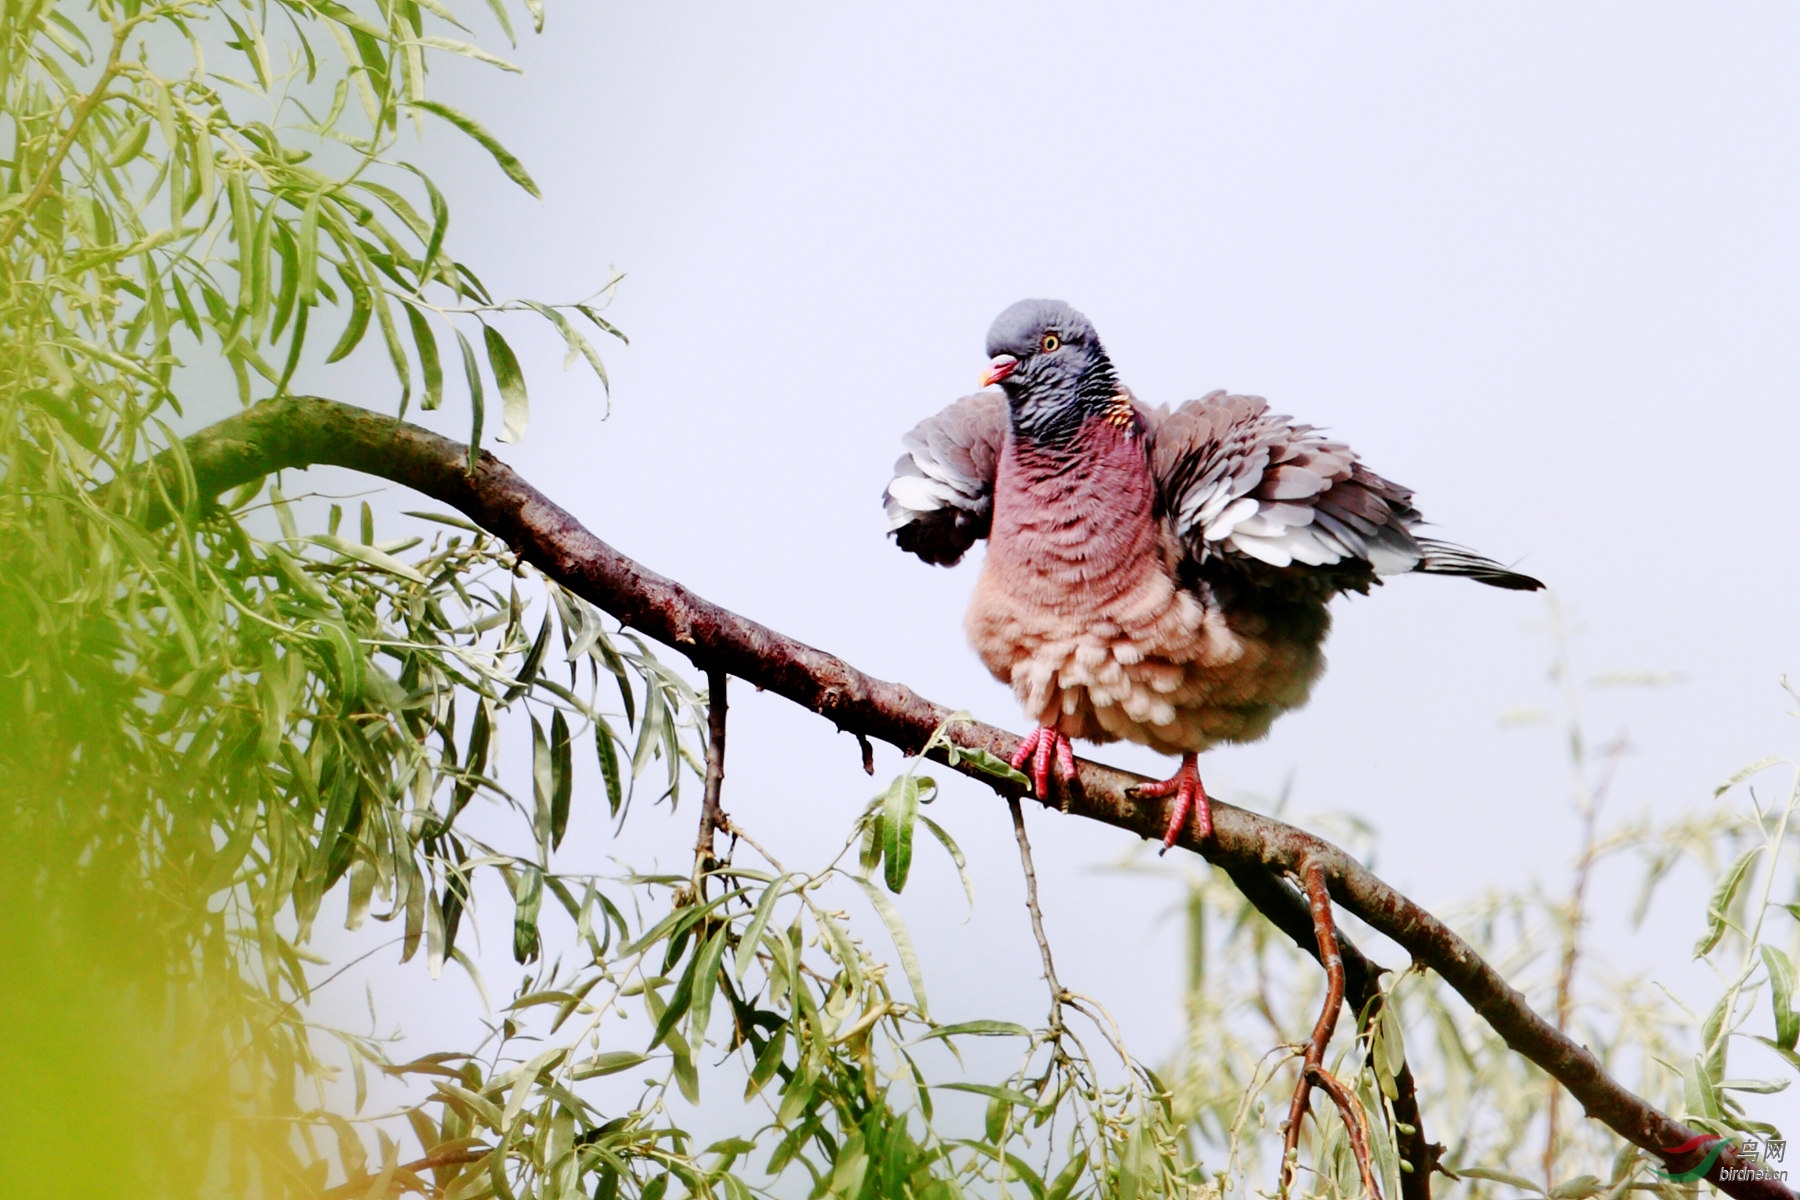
[130,395,1788,1200]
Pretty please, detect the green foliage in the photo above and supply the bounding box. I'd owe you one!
[1158,626,1800,1199]
[0,3,1200,1197]
[6,4,1794,1200]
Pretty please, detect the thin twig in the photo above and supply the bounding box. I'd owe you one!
[1310,1064,1385,1200]
[1545,737,1625,1184]
[1544,597,1630,1186]
[1009,797,1068,1031]
[1228,1045,1304,1188]
[692,668,729,892]
[1281,859,1375,1194]
[1217,858,1438,1200]
[134,395,1795,1200]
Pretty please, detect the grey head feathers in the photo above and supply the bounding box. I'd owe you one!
[985,298,1097,359]
[983,299,1120,446]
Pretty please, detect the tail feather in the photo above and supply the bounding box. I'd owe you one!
[1415,538,1543,591]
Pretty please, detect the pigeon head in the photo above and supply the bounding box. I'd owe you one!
[980,299,1120,445]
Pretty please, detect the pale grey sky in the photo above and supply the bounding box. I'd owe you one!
[307,0,1800,1143]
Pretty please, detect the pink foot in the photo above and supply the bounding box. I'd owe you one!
[1131,753,1211,853]
[1009,726,1077,799]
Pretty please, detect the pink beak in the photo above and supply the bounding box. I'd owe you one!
[980,354,1019,387]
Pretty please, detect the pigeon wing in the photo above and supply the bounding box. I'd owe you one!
[883,390,1009,566]
[1147,391,1541,591]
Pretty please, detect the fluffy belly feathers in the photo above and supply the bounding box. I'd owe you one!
[970,418,1327,756]
[967,556,1325,756]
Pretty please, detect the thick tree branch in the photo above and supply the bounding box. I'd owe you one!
[137,396,1788,1200]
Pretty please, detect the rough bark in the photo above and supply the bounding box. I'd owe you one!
[131,395,1788,1200]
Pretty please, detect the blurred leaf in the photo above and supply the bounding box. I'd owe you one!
[1763,945,1799,1049]
[1694,846,1760,958]
[619,888,747,960]
[951,745,1030,786]
[1751,1037,1800,1074]
[1716,756,1784,798]
[519,299,610,397]
[595,719,624,817]
[326,261,373,362]
[511,865,543,964]
[414,36,522,75]
[481,0,518,46]
[509,612,552,703]
[106,119,151,168]
[940,1082,1036,1106]
[307,534,429,583]
[1047,1153,1086,1200]
[852,875,928,1016]
[1376,991,1407,1098]
[734,874,790,985]
[685,924,730,1055]
[880,774,919,894]
[917,814,974,916]
[595,634,636,728]
[455,325,486,470]
[548,709,572,850]
[531,714,553,848]
[404,302,443,410]
[1684,1054,1723,1120]
[915,1020,1032,1042]
[484,323,529,443]
[651,949,699,1051]
[575,302,628,344]
[745,1025,787,1099]
[1717,1078,1790,1094]
[829,1131,868,1198]
[859,807,883,874]
[571,1052,648,1081]
[1457,1167,1545,1194]
[408,100,541,198]
[816,907,864,992]
[1587,670,1683,689]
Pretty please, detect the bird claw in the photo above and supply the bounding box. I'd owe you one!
[1129,753,1211,853]
[1010,726,1076,799]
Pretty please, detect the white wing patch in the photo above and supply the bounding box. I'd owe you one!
[883,467,970,532]
[882,390,1010,566]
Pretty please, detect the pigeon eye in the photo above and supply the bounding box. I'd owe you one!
[1040,333,1061,353]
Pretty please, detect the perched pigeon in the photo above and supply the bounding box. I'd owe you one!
[884,299,1541,850]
